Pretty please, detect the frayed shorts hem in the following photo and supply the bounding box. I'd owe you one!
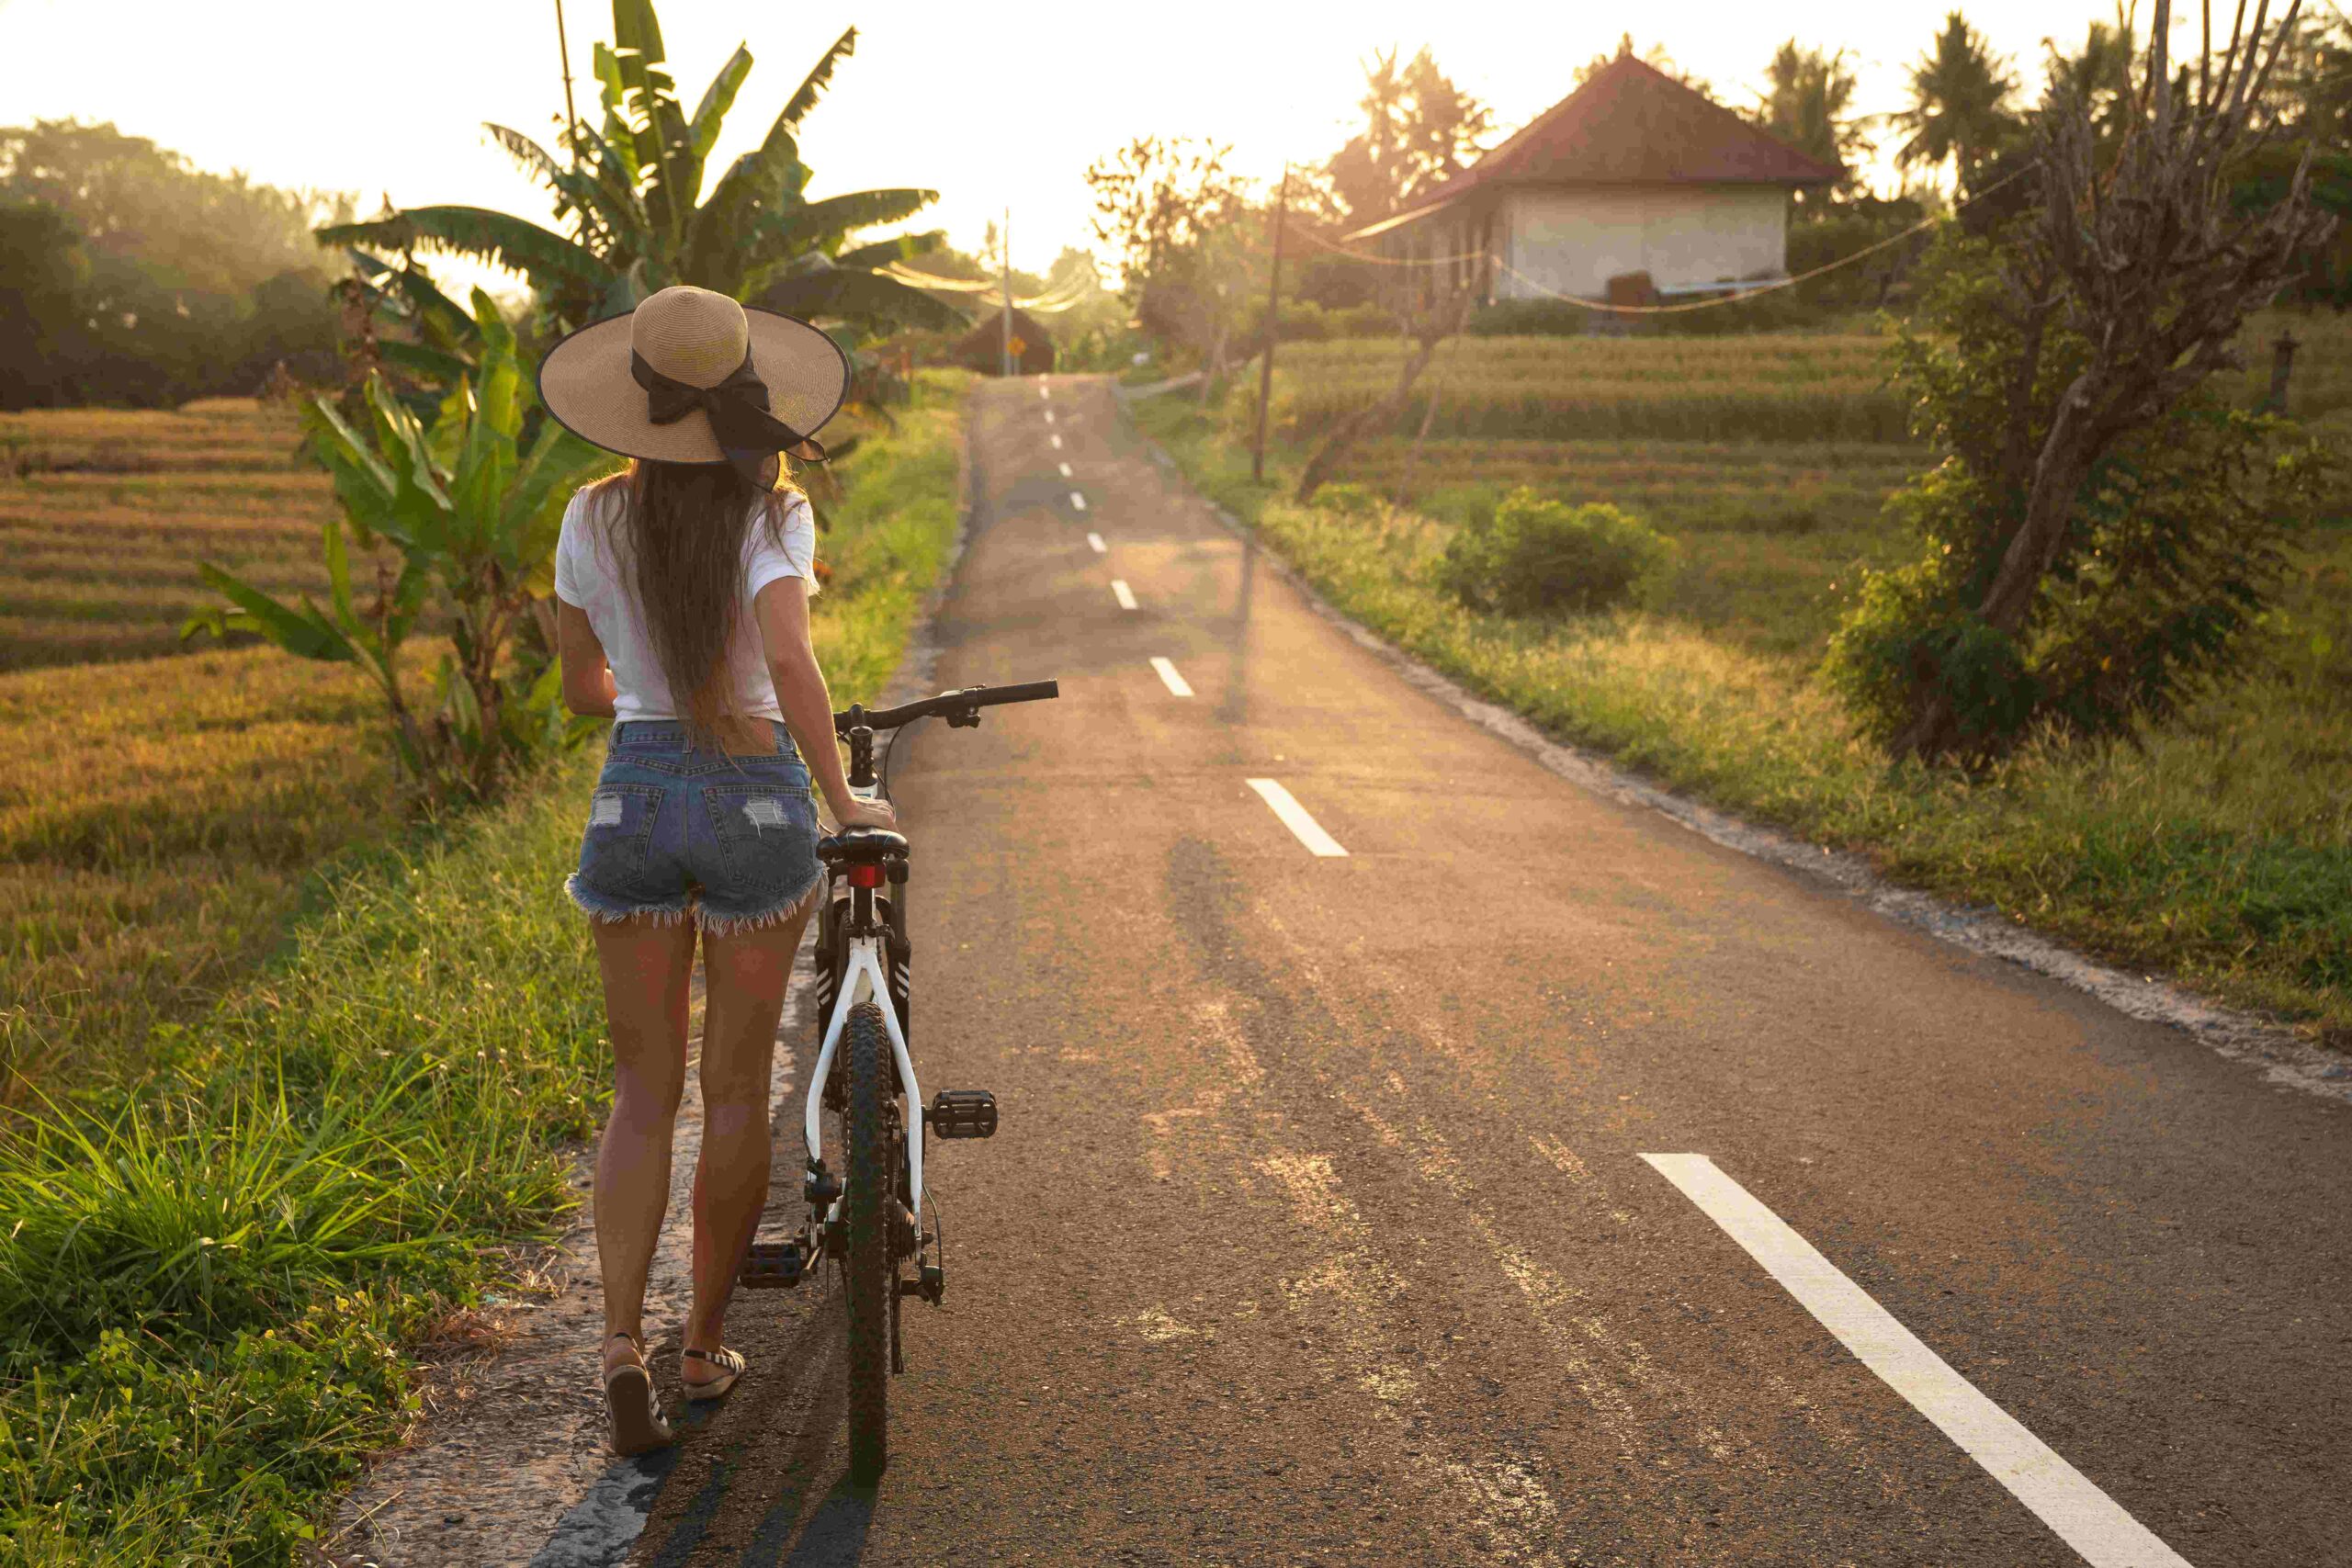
[566,870,824,936]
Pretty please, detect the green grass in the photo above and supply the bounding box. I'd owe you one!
[0,370,975,1562]
[1137,389,2352,1045]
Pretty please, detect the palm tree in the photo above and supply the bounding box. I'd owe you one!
[1757,40,1872,192]
[2042,13,2141,146]
[1894,11,2022,190]
[320,6,959,335]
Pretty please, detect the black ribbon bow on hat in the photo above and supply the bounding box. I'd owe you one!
[632,347,827,485]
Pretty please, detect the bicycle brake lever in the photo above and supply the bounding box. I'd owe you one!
[944,706,982,729]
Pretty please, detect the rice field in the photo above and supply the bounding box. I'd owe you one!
[1291,306,2348,657]
[0,399,397,671]
[0,642,418,1092]
[1264,306,2351,449]
[1340,437,1927,657]
[1269,332,1915,444]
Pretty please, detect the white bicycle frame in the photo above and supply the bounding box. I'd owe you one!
[803,917,925,1226]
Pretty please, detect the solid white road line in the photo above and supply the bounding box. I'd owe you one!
[1059,461,1074,478]
[1071,492,1089,512]
[1641,1155,2192,1568]
[1246,779,1348,858]
[1051,432,1063,447]
[1087,532,1107,553]
[1149,657,1193,698]
[1112,580,1138,611]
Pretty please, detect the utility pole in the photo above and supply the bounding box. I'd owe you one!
[1251,164,1291,484]
[554,0,581,169]
[1001,208,1014,378]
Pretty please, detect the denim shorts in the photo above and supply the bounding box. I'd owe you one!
[564,718,824,935]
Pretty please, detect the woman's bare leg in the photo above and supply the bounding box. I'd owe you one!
[592,914,699,1376]
[685,901,814,1376]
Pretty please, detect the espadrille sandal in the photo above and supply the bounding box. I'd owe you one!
[604,1331,674,1456]
[681,1345,747,1402]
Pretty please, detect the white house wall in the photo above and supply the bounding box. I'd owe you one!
[1497,186,1788,299]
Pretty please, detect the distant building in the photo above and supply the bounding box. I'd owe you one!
[1342,54,1841,304]
[954,307,1056,376]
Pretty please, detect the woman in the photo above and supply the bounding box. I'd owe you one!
[539,285,895,1457]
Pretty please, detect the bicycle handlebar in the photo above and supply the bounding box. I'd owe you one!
[834,681,1059,736]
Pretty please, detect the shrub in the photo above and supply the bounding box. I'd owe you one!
[1438,487,1678,616]
[1419,481,1506,530]
[1313,481,1385,517]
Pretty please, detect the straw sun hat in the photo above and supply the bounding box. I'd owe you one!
[537,285,850,484]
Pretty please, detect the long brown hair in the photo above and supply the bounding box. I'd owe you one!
[585,459,806,753]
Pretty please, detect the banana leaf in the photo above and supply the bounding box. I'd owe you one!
[777,28,856,134]
[689,44,753,164]
[835,231,946,271]
[754,265,965,331]
[319,208,616,297]
[196,564,355,663]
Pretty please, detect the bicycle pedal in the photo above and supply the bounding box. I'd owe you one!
[739,1240,807,1290]
[929,1089,998,1139]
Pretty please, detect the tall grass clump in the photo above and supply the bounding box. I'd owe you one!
[0,371,974,1560]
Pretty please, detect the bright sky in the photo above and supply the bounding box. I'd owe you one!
[1,0,2175,289]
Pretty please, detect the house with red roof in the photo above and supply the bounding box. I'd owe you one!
[1342,53,1842,305]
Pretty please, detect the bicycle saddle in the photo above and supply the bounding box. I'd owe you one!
[817,828,909,863]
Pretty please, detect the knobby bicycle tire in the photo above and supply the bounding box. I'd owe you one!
[842,1000,895,1484]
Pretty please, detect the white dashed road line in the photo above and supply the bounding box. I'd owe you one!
[1071,492,1088,512]
[1038,384,1050,400]
[1059,461,1073,478]
[1051,432,1063,447]
[1045,410,1056,424]
[1245,779,1348,858]
[1087,532,1107,554]
[1112,580,1137,611]
[1149,657,1193,698]
[1641,1154,2193,1568]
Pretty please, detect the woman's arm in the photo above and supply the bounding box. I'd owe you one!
[556,600,618,716]
[753,574,895,829]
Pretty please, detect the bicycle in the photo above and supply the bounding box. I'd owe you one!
[738,679,1059,1484]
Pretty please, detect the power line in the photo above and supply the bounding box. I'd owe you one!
[1282,221,1491,268]
[879,264,1098,312]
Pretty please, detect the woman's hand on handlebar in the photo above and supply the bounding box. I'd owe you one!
[832,797,899,832]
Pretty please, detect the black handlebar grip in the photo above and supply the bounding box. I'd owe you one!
[966,680,1059,707]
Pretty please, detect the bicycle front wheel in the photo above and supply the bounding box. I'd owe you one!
[842,1000,896,1484]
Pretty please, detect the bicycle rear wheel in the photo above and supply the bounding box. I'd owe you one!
[841,1000,896,1484]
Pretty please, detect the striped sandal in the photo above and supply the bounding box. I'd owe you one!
[681,1345,747,1402]
[604,1331,674,1457]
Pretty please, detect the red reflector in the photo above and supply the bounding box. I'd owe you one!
[844,863,885,888]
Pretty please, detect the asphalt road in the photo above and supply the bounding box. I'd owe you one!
[621,377,2351,1568]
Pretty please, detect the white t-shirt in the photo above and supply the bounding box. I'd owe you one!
[551,481,820,727]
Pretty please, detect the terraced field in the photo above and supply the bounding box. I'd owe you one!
[1293,307,2347,658]
[1266,306,2347,449]
[0,642,420,1092]
[0,399,390,671]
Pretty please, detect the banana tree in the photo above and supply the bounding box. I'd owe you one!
[318,8,962,335]
[182,290,612,807]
